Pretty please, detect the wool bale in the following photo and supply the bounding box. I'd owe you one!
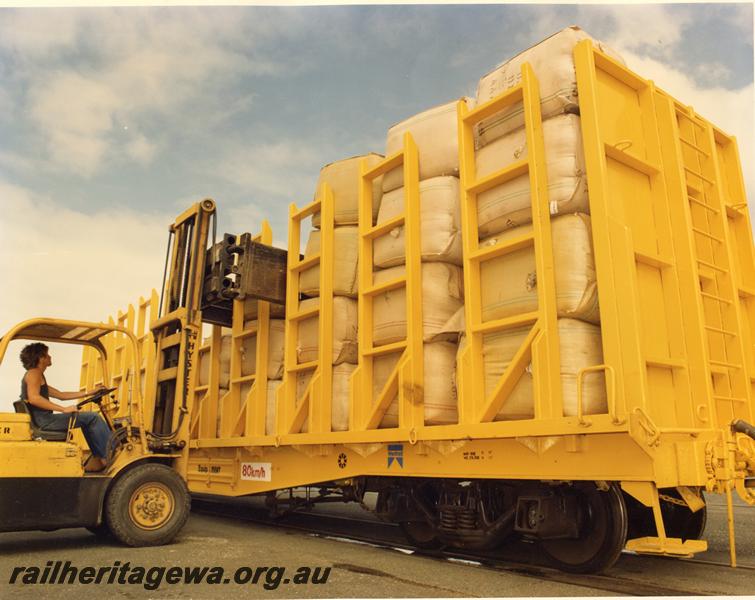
[239,319,286,380]
[478,318,606,420]
[476,114,588,236]
[243,298,285,323]
[299,226,359,297]
[373,341,458,428]
[475,26,624,145]
[372,262,464,346]
[312,154,384,227]
[198,334,231,388]
[382,99,471,192]
[266,379,283,436]
[374,176,462,268]
[297,296,358,365]
[480,213,599,324]
[294,363,356,432]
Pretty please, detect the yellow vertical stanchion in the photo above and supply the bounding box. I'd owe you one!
[249,221,273,437]
[311,184,335,434]
[279,185,334,435]
[522,63,562,419]
[399,134,424,430]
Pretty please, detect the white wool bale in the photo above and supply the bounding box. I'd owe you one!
[476,318,606,420]
[266,380,283,436]
[373,176,463,268]
[198,334,231,388]
[373,341,458,428]
[299,226,359,298]
[476,114,588,236]
[475,26,624,145]
[239,319,286,380]
[297,296,358,365]
[372,262,464,346]
[215,387,229,438]
[243,298,285,323]
[480,213,599,324]
[312,154,384,227]
[294,363,356,432]
[382,99,471,193]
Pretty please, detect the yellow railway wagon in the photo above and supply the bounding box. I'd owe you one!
[81,40,755,573]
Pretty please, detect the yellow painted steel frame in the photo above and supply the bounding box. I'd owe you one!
[457,63,563,425]
[351,134,424,433]
[186,221,277,445]
[279,184,336,435]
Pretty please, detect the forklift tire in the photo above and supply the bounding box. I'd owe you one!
[105,463,190,547]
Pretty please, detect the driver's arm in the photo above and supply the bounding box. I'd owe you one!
[25,371,73,413]
[47,385,90,401]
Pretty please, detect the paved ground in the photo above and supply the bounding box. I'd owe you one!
[0,492,752,599]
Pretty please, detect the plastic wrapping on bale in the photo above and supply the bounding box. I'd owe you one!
[299,226,359,297]
[473,318,606,420]
[239,319,286,379]
[382,99,471,193]
[373,176,463,268]
[372,262,464,346]
[297,296,358,365]
[373,341,458,428]
[476,114,588,235]
[294,363,356,432]
[312,154,384,227]
[475,26,624,146]
[480,213,599,324]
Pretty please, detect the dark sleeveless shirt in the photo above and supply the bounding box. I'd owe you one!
[21,374,52,416]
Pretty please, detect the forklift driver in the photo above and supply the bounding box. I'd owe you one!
[20,342,112,472]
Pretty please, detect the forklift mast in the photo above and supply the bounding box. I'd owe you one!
[146,199,287,456]
[147,200,216,449]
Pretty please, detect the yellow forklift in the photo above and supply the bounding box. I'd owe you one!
[0,199,262,546]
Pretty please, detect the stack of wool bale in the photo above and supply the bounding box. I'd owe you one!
[468,26,623,419]
[297,154,383,431]
[197,296,286,436]
[371,98,471,427]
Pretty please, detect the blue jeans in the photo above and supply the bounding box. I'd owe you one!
[35,411,112,459]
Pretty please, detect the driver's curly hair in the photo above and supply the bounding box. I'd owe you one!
[20,342,49,370]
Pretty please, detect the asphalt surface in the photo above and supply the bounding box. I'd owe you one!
[0,492,753,598]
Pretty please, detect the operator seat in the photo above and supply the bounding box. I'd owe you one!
[13,401,69,441]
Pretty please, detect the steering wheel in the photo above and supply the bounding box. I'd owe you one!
[76,387,118,410]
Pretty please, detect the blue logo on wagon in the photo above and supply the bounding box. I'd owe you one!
[387,444,404,468]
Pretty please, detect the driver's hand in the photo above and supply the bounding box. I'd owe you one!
[62,406,78,414]
[95,384,106,391]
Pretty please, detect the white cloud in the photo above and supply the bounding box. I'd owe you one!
[214,140,321,200]
[1,9,282,178]
[0,180,171,411]
[125,134,158,165]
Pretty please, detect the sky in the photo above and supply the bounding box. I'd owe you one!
[0,2,753,410]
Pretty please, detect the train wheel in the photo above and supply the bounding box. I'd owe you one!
[540,484,628,574]
[105,463,190,547]
[399,520,444,550]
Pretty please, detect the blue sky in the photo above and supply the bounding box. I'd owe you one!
[0,3,753,404]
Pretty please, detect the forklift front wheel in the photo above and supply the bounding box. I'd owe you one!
[105,463,190,546]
